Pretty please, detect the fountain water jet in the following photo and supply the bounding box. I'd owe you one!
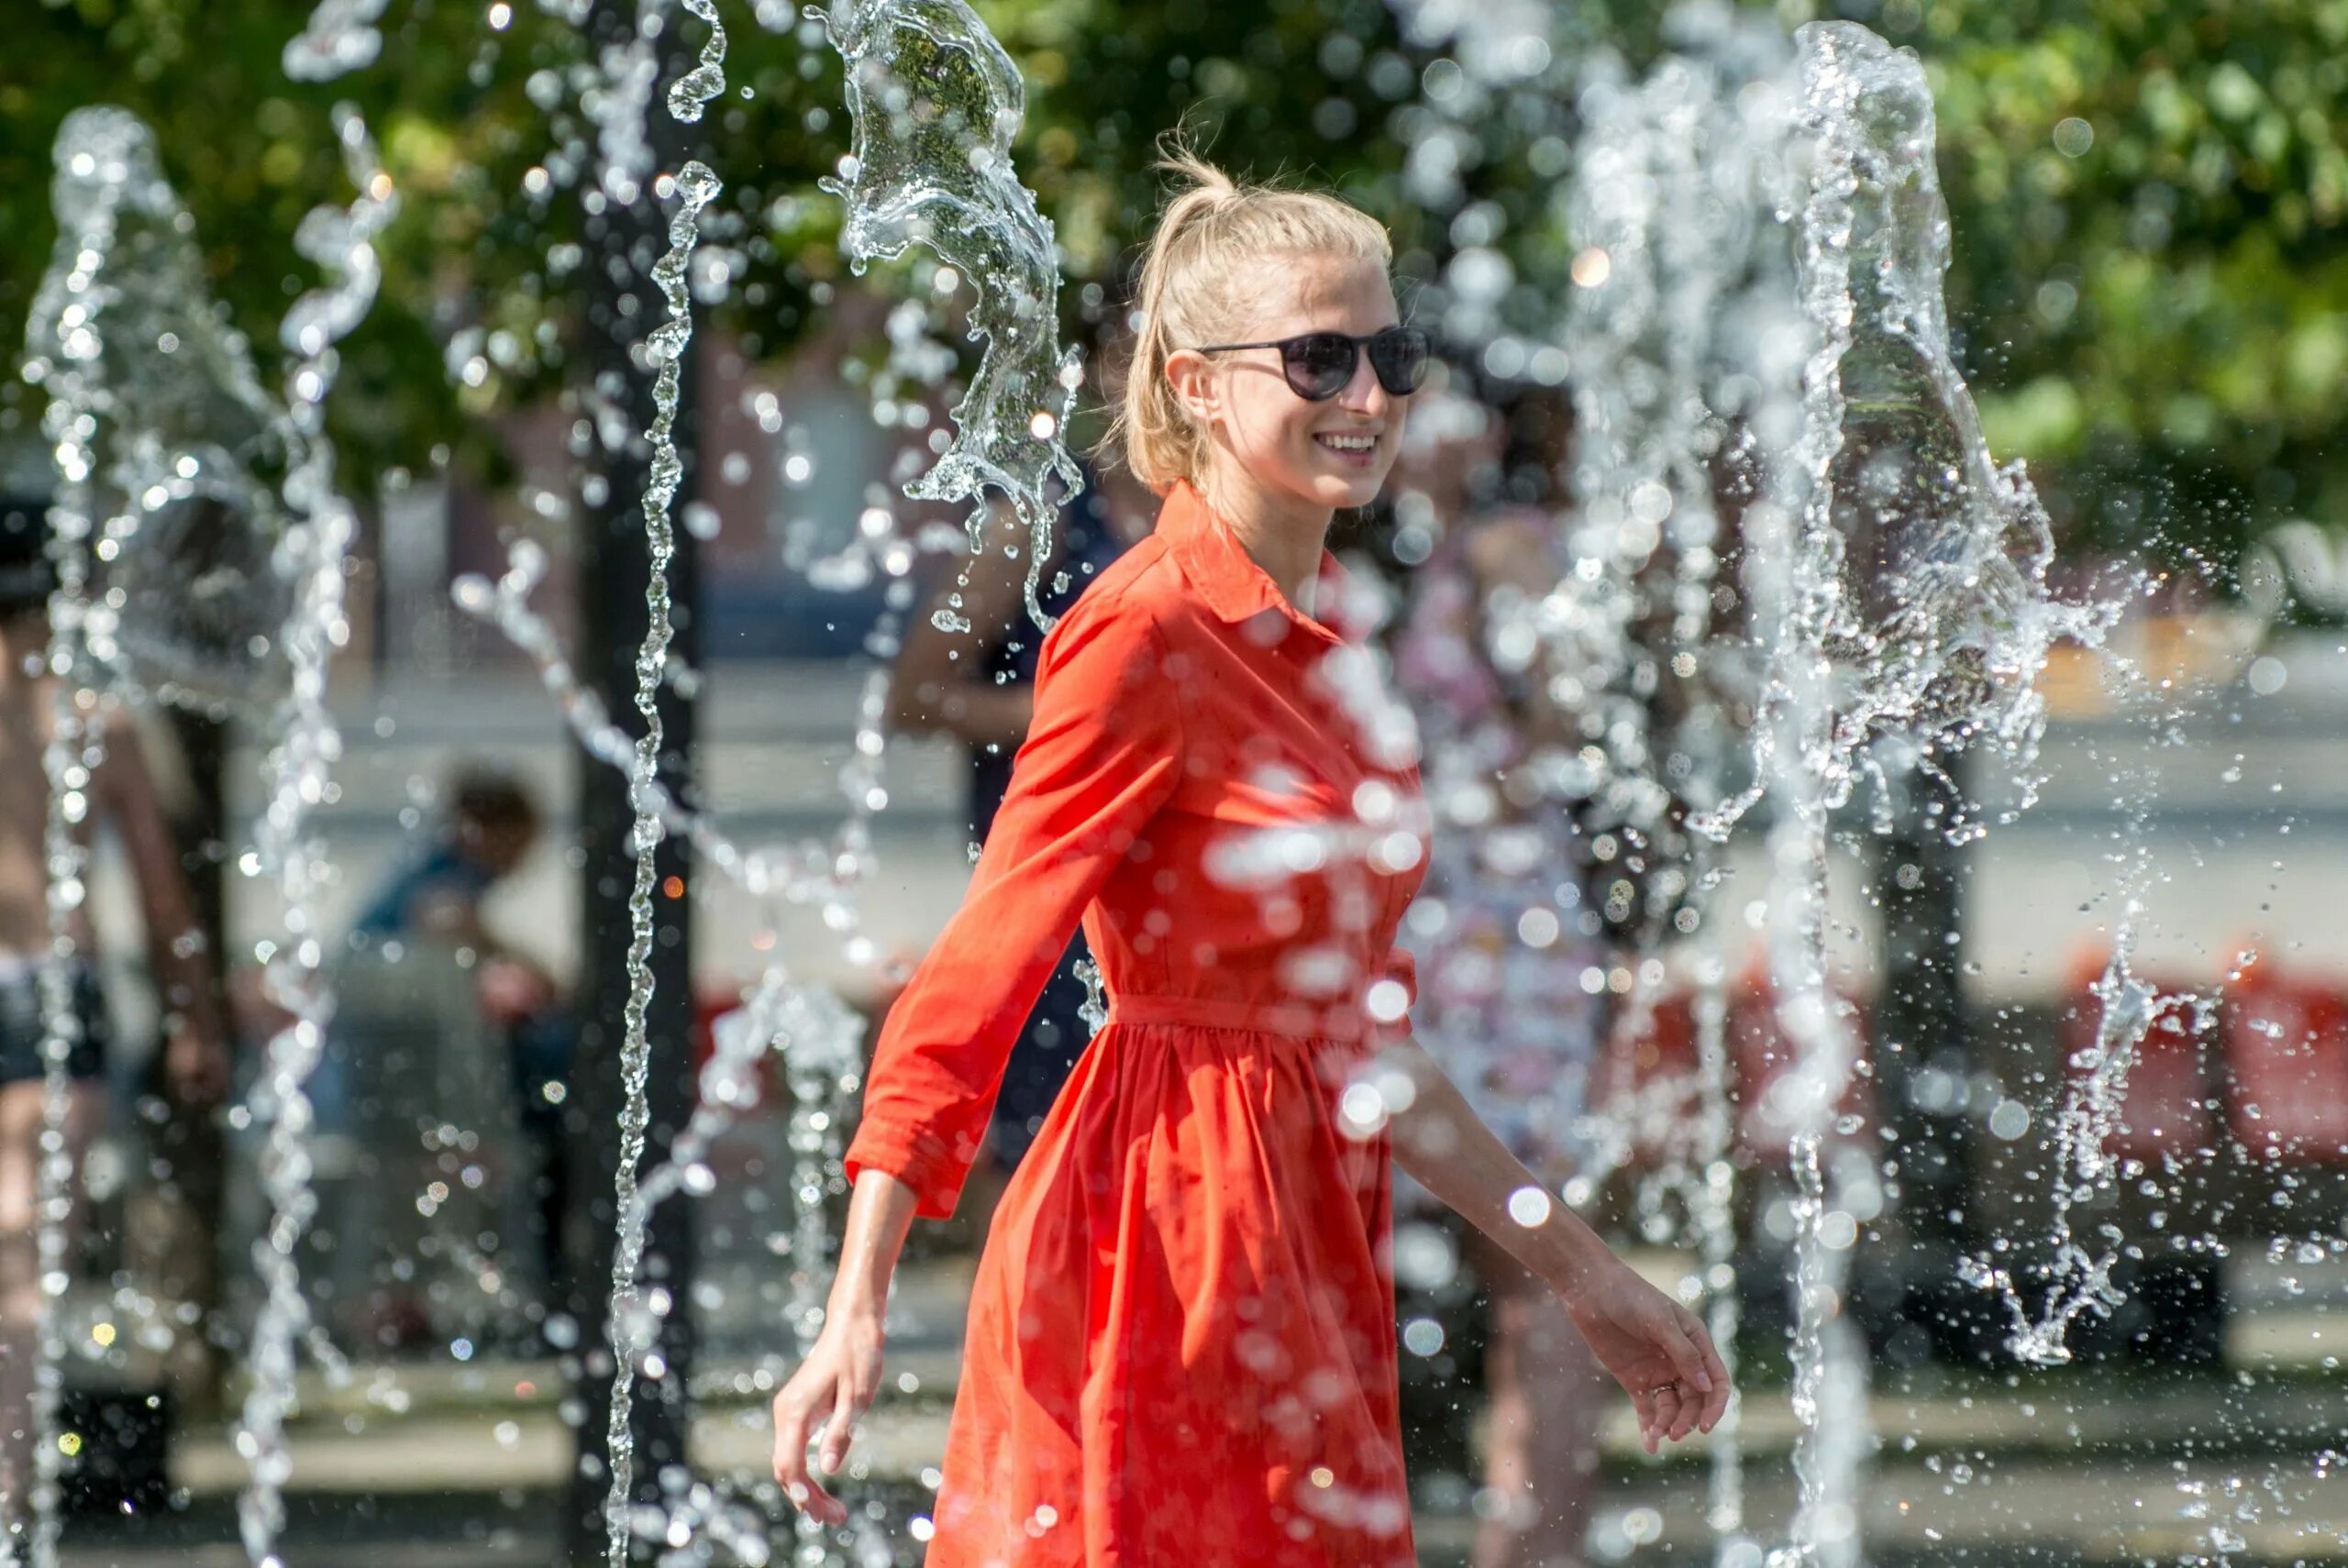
[590,141,723,1568]
[818,0,1086,633]
[1437,13,2155,1562]
[236,68,394,1568]
[17,94,364,1567]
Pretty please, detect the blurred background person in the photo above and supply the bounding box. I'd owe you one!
[0,484,228,1529]
[1393,427,1612,1568]
[311,767,570,1346]
[884,469,1141,1238]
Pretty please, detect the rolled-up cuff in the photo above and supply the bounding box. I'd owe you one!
[842,1118,966,1220]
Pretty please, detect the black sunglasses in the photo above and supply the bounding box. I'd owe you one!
[1190,327,1432,402]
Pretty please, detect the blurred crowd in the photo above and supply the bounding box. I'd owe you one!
[0,468,578,1524]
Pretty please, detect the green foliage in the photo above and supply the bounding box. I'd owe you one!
[1912,0,2348,564]
[2,0,851,482]
[2,0,2340,569]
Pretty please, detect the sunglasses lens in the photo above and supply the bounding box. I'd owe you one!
[1368,329,1430,395]
[1282,334,1358,401]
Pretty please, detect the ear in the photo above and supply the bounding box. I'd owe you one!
[1164,347,1220,429]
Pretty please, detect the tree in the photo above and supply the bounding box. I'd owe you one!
[5,1,2340,566]
[1911,0,2348,569]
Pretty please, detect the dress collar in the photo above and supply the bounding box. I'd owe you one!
[1157,479,1368,646]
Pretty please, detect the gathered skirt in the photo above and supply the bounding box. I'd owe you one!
[922,999,1417,1568]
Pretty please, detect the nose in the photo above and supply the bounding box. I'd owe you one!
[1337,348,1390,416]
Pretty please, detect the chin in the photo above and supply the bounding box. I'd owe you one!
[1297,469,1390,511]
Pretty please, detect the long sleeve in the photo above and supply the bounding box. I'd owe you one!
[846,594,1187,1218]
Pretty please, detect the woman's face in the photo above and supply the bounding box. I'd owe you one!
[1171,253,1411,519]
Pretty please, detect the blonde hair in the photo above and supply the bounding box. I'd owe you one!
[1107,147,1393,492]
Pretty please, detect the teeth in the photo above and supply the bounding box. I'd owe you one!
[1318,434,1376,451]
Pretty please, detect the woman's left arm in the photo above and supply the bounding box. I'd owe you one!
[1382,1033,1731,1452]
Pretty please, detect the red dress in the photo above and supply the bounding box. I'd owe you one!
[846,480,1430,1566]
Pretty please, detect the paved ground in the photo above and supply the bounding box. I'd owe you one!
[48,1383,2348,1568]
[33,1242,2348,1567]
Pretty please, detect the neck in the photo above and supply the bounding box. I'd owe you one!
[1196,464,1333,616]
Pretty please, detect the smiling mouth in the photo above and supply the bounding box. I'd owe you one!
[1314,433,1379,454]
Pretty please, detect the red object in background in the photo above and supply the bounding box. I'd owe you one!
[691,987,726,1073]
[1592,960,1876,1171]
[1589,991,1704,1169]
[690,983,784,1103]
[1726,959,1875,1163]
[2058,954,2214,1165]
[2221,955,2348,1164]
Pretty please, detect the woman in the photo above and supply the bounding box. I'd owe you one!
[770,153,1728,1566]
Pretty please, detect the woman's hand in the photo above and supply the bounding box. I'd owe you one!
[1558,1253,1732,1454]
[770,1303,888,1527]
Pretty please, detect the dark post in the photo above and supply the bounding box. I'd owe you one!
[159,709,231,1382]
[1869,756,1977,1355]
[563,4,703,1558]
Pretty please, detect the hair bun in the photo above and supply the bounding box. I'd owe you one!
[1154,135,1238,204]
[1104,138,1394,493]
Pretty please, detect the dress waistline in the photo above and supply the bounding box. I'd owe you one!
[1106,992,1373,1044]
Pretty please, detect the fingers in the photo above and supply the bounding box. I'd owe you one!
[1659,1309,1714,1395]
[1652,1384,1689,1445]
[818,1379,858,1476]
[770,1387,846,1527]
[1692,1320,1733,1432]
[1630,1387,1662,1456]
[1631,1304,1736,1451]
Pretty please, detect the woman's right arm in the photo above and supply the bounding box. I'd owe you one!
[770,1167,922,1526]
[770,584,1187,1508]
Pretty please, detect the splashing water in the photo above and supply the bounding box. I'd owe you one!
[1767,24,2163,1430]
[551,7,734,1544]
[15,99,344,1567]
[1960,755,2193,1365]
[1543,52,1770,1438]
[1719,23,2132,1566]
[453,6,1091,1555]
[23,66,390,1566]
[668,0,730,124]
[238,72,394,1567]
[282,0,393,81]
[592,122,726,1568]
[21,109,294,714]
[1706,25,2121,850]
[818,0,1085,631]
[1686,966,1744,1546]
[455,547,885,924]
[15,9,2228,1568]
[16,105,147,1568]
[1554,31,1753,867]
[453,449,892,1568]
[610,973,859,1566]
[1449,14,2158,1564]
